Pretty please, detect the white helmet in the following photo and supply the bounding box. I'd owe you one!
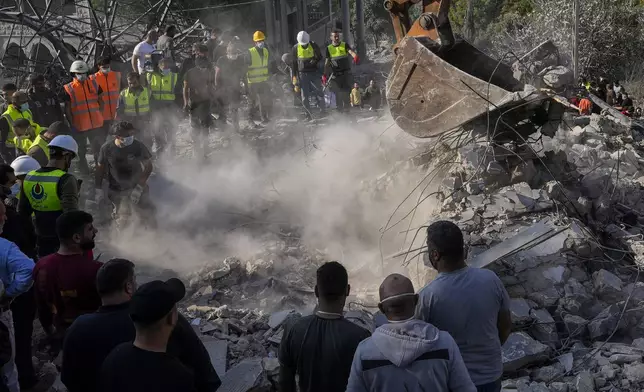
[297,31,310,45]
[69,60,89,74]
[10,156,41,176]
[48,135,79,155]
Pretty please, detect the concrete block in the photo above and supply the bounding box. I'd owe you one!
[502,332,551,372]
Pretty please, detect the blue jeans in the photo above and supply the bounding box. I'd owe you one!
[477,379,502,392]
[299,71,325,111]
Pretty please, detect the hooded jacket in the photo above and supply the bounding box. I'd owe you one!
[346,319,476,392]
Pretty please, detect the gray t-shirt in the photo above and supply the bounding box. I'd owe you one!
[417,267,510,386]
[156,35,174,61]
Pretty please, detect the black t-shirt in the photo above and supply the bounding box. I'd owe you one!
[98,139,151,191]
[185,66,215,103]
[215,56,247,89]
[278,315,370,392]
[100,343,196,392]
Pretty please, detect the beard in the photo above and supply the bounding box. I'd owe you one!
[80,239,95,250]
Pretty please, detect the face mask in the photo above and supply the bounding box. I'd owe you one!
[256,42,265,48]
[20,103,29,111]
[227,54,238,60]
[9,183,19,196]
[76,74,87,81]
[100,67,110,74]
[117,136,134,147]
[162,68,171,75]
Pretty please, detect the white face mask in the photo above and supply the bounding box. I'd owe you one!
[256,42,265,49]
[227,54,238,60]
[76,74,88,81]
[118,136,134,147]
[100,67,110,74]
[161,68,170,75]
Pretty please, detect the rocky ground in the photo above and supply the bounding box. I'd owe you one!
[39,47,644,391]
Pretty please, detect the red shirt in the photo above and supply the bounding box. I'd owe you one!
[33,252,103,331]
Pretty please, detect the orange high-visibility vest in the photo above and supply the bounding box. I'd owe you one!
[91,71,121,121]
[63,78,104,132]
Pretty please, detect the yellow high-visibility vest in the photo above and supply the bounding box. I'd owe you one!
[147,72,177,101]
[247,47,269,84]
[120,88,151,116]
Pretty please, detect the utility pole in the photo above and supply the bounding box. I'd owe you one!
[264,0,275,48]
[573,0,579,81]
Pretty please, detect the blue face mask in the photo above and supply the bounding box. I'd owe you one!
[118,136,134,147]
[9,183,19,196]
[20,103,29,111]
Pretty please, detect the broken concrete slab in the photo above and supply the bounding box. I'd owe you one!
[623,363,644,384]
[608,354,642,365]
[588,304,628,340]
[201,337,228,376]
[575,371,595,392]
[217,358,264,392]
[510,298,533,325]
[502,332,551,372]
[593,269,625,302]
[563,314,588,337]
[529,309,558,346]
[530,363,564,382]
[268,309,297,329]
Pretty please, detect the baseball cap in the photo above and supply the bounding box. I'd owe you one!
[130,278,185,325]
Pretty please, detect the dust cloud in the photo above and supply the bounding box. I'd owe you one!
[103,116,441,285]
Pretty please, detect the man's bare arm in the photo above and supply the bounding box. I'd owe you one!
[497,309,512,345]
[131,55,139,73]
[183,80,190,108]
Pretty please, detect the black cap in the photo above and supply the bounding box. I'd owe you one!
[130,278,185,325]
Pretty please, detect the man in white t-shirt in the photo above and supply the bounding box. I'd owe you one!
[132,30,158,75]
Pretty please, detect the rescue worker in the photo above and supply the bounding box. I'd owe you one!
[11,119,37,155]
[117,72,153,150]
[183,44,214,160]
[215,42,247,132]
[0,92,44,164]
[63,60,105,174]
[323,29,359,114]
[147,58,177,154]
[95,121,155,228]
[18,135,80,257]
[27,73,65,127]
[1,83,16,113]
[291,31,324,119]
[27,121,66,167]
[91,57,121,135]
[247,31,273,125]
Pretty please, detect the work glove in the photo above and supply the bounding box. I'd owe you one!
[292,76,298,86]
[130,184,144,205]
[321,75,328,85]
[95,188,104,205]
[353,55,360,65]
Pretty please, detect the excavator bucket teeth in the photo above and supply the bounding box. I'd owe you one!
[386,36,527,138]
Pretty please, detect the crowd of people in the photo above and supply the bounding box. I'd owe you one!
[574,76,641,117]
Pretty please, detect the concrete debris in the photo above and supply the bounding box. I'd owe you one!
[217,358,265,392]
[510,298,533,325]
[502,332,551,372]
[588,304,628,340]
[574,371,595,392]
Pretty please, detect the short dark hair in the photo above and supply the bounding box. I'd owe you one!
[316,261,348,300]
[97,57,111,66]
[56,210,93,242]
[426,221,464,264]
[96,258,135,296]
[127,72,140,81]
[1,83,16,92]
[13,119,30,129]
[0,164,15,185]
[331,28,341,34]
[165,25,176,34]
[112,121,134,136]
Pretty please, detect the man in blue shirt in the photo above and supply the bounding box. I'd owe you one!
[417,221,511,392]
[0,201,36,392]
